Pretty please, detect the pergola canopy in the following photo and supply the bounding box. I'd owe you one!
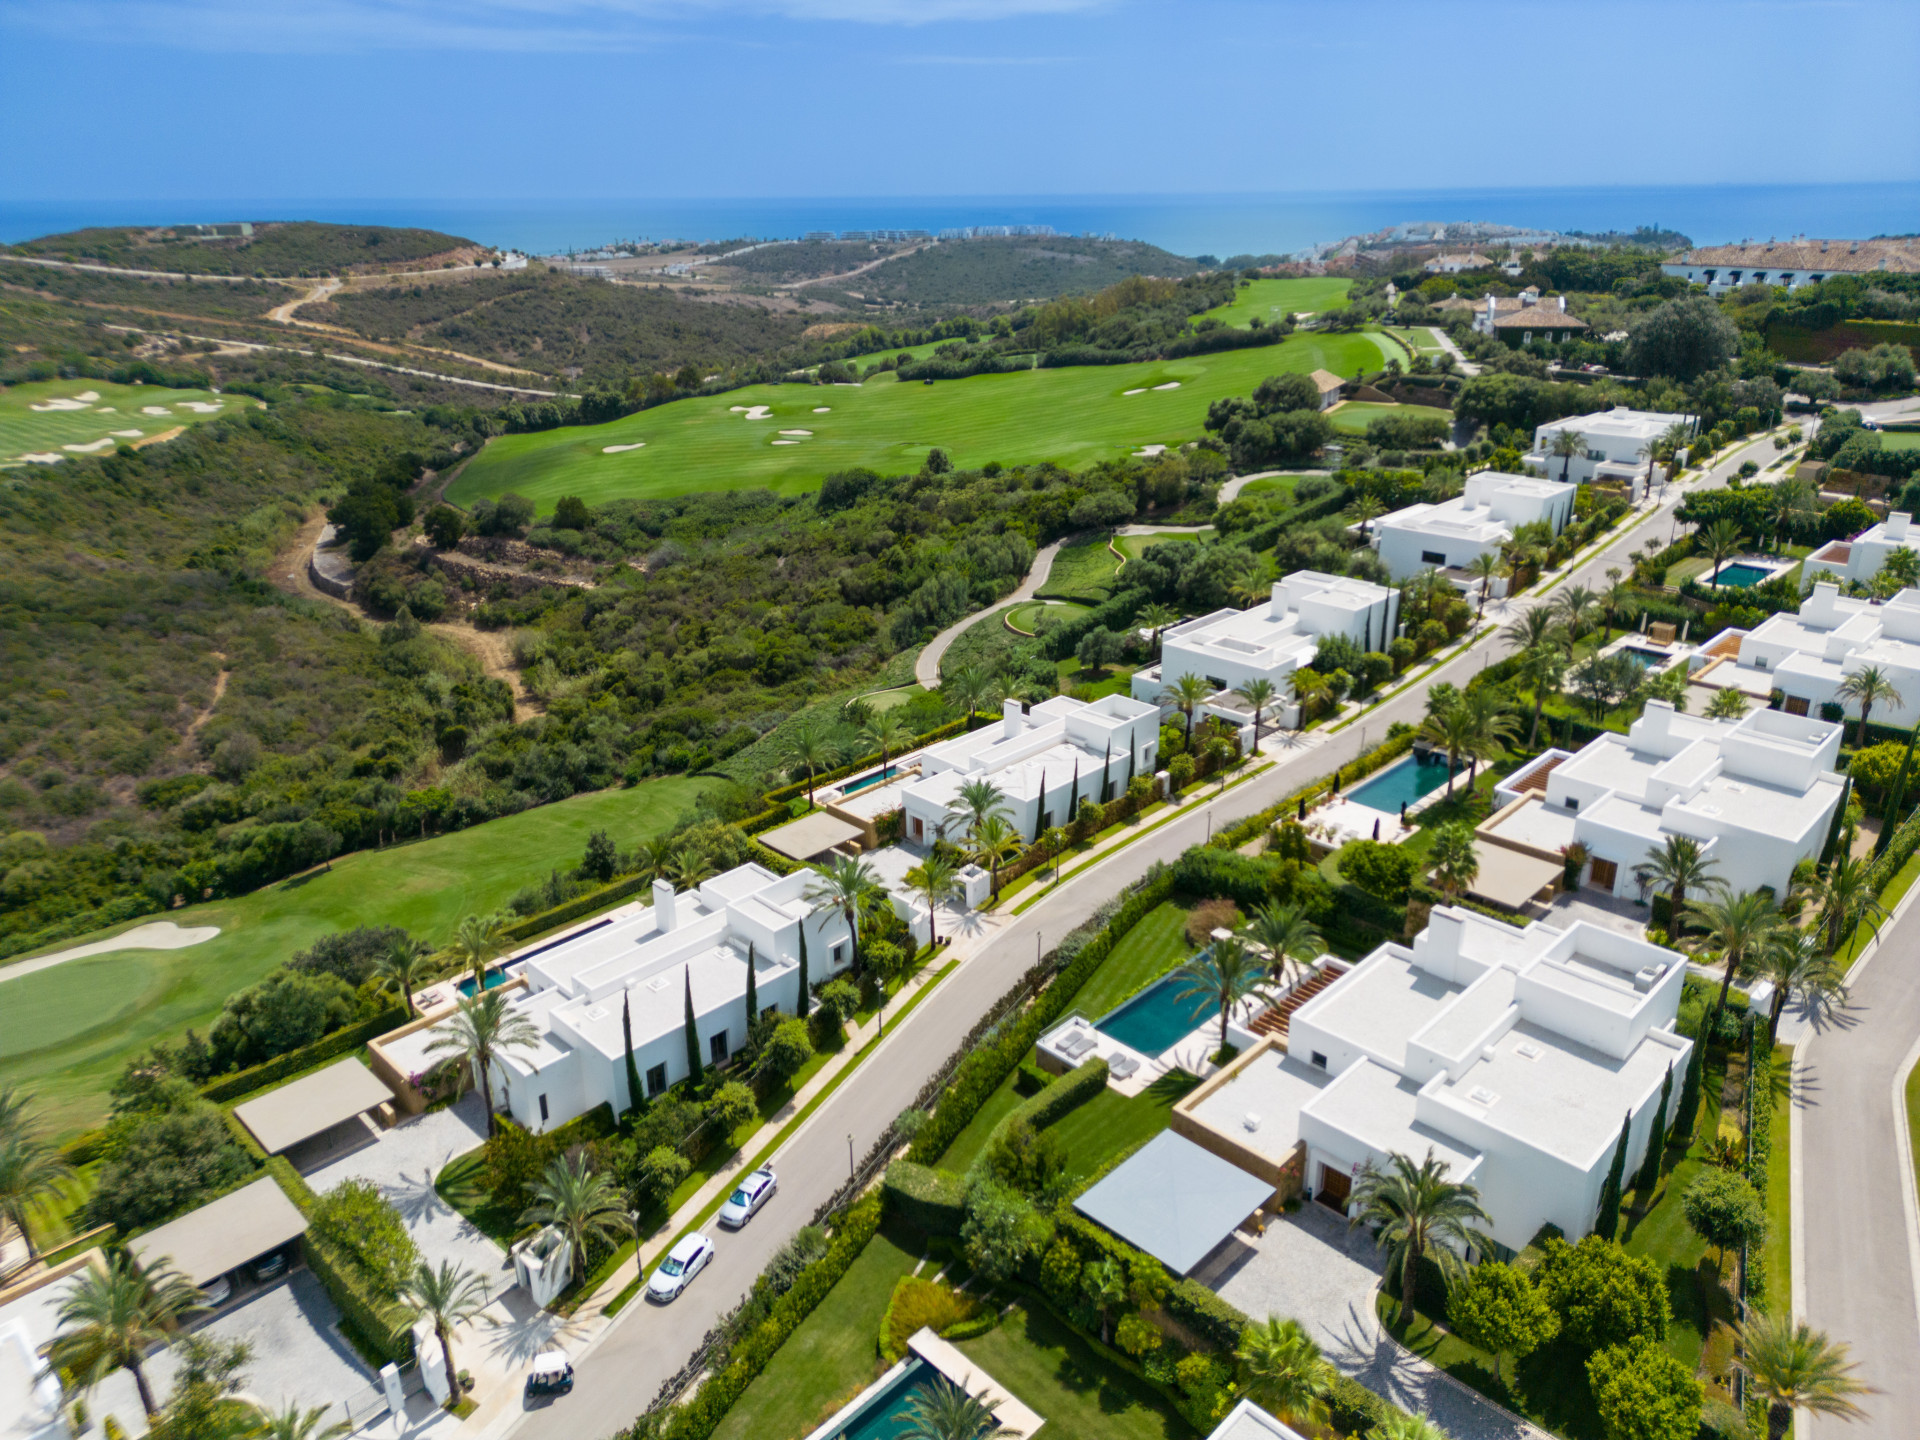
[129,1178,307,1286]
[758,811,862,862]
[1466,842,1563,911]
[233,1059,395,1155]
[1072,1131,1273,1275]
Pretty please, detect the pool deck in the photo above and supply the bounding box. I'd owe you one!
[909,1329,1044,1439]
[1040,999,1254,1098]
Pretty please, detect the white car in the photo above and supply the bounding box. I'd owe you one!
[198,1274,233,1308]
[647,1233,714,1303]
[718,1167,777,1228]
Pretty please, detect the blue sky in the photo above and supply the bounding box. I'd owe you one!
[3,0,1916,203]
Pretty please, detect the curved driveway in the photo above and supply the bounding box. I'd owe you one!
[912,538,1064,687]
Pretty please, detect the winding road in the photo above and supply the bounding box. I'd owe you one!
[912,538,1065,687]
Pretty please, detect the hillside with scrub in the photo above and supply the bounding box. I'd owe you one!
[4,220,482,276]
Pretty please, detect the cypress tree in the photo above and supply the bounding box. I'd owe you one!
[1125,736,1135,791]
[1819,775,1852,867]
[683,965,705,1087]
[1877,724,1920,856]
[1675,1031,1705,1141]
[1033,768,1047,841]
[1067,758,1080,822]
[622,990,647,1118]
[744,941,758,1027]
[1594,1111,1631,1239]
[1100,739,1113,804]
[1634,1064,1673,1200]
[796,927,811,1020]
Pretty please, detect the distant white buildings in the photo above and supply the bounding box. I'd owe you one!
[1132,573,1399,730]
[1661,238,1920,296]
[1426,251,1490,274]
[1526,406,1695,495]
[1373,470,1577,581]
[1177,906,1691,1254]
[1802,511,1920,592]
[1490,700,1846,902]
[898,694,1160,845]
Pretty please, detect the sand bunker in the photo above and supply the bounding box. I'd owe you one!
[176,401,225,414]
[729,405,748,412]
[813,407,831,413]
[142,405,173,416]
[20,453,64,464]
[772,439,799,446]
[78,390,99,402]
[741,405,773,420]
[30,397,93,412]
[778,429,813,437]
[602,442,646,454]
[63,439,115,453]
[1152,381,1182,391]
[111,429,145,438]
[98,407,116,413]
[1123,388,1145,396]
[1136,444,1168,457]
[1,920,223,985]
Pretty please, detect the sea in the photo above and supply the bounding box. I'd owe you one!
[1,183,1915,260]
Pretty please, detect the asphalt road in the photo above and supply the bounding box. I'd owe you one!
[514,429,1783,1440]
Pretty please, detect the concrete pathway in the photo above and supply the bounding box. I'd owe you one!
[913,538,1065,686]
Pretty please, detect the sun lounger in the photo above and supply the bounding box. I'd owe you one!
[1108,1053,1140,1080]
[1058,1030,1097,1060]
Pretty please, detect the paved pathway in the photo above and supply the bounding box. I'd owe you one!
[912,538,1065,686]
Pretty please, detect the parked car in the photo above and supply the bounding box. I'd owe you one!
[647,1233,714,1303]
[525,1350,574,1399]
[198,1274,233,1307]
[718,1166,777,1228]
[251,1250,289,1283]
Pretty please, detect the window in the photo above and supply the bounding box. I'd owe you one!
[1311,1051,1328,1070]
[1564,796,1578,810]
[710,1031,729,1063]
[1421,550,1447,566]
[646,1063,667,1097]
[832,943,845,966]
[1586,449,1606,462]
[537,1094,549,1122]
[761,1003,779,1018]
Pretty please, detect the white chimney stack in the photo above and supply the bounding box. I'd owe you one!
[1003,698,1025,740]
[1889,512,1912,540]
[653,878,676,930]
[1558,293,1567,311]
[1269,580,1288,618]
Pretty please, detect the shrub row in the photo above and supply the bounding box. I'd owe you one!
[1211,729,1418,852]
[761,716,974,806]
[502,872,655,944]
[301,1230,417,1365]
[1009,1055,1108,1132]
[199,1006,408,1105]
[882,1161,968,1235]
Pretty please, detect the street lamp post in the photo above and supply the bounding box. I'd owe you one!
[847,1132,855,1182]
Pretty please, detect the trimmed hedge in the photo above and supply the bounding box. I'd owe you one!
[503,871,654,944]
[882,1161,968,1235]
[200,1006,408,1104]
[1212,729,1417,852]
[1164,1276,1250,1354]
[1009,1055,1108,1133]
[547,1101,617,1151]
[762,717,973,806]
[302,1231,416,1365]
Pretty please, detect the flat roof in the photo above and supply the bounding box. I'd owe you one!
[1303,1060,1481,1176]
[128,1178,307,1286]
[758,811,862,861]
[232,1059,395,1155]
[1189,1049,1332,1165]
[1484,799,1576,853]
[1468,843,1563,909]
[1073,1131,1274,1275]
[1298,951,1464,1071]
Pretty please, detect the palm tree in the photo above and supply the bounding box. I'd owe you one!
[1464,551,1503,620]
[1235,1315,1332,1430]
[668,847,715,890]
[400,1261,491,1405]
[1599,571,1636,642]
[905,854,961,948]
[1289,667,1332,726]
[1512,643,1570,749]
[805,854,885,973]
[944,664,995,731]
[424,990,542,1138]
[0,1091,70,1264]
[1241,901,1322,988]
[47,1251,203,1416]
[1501,606,1565,658]
[1706,687,1749,720]
[1346,493,1387,538]
[1370,1414,1452,1440]
[1752,928,1848,1037]
[1685,888,1784,1026]
[1162,672,1211,744]
[375,937,430,1019]
[1138,602,1179,655]
[1173,936,1268,1054]
[1837,665,1904,747]
[898,1376,1015,1440]
[248,1402,353,1440]
[1738,1311,1876,1440]
[1553,585,1599,643]
[1814,852,1887,955]
[1428,821,1479,899]
[1880,545,1920,591]
[1699,517,1745,587]
[1349,1149,1491,1329]
[1549,427,1585,482]
[519,1151,634,1280]
[450,911,509,990]
[1232,677,1279,749]
[954,777,1010,841]
[633,834,677,885]
[1765,478,1817,553]
[859,710,907,773]
[966,814,1024,900]
[1084,1257,1127,1344]
[786,717,837,804]
[1419,688,1518,801]
[1633,835,1722,943]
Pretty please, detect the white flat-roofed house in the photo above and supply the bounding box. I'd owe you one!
[1518,699,1844,901]
[462,864,853,1132]
[1189,906,1690,1254]
[1526,406,1696,498]
[1132,573,1399,732]
[1701,582,1920,732]
[1373,470,1577,581]
[897,693,1160,846]
[1802,512,1920,592]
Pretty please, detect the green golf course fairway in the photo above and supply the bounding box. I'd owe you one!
[448,330,1393,510]
[1194,276,1352,329]
[0,775,715,1135]
[1,378,256,468]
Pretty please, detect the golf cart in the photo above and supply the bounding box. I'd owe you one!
[525,1351,574,1400]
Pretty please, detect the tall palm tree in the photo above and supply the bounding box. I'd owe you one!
[375,937,430,1019]
[1137,603,1179,655]
[1349,1149,1491,1329]
[1346,493,1387,538]
[859,709,907,773]
[1553,585,1599,643]
[1512,643,1570,749]
[1289,667,1332,726]
[1738,1311,1877,1440]
[1599,571,1636,642]
[785,717,837,804]
[898,1376,1015,1440]
[1699,517,1745,587]
[633,834,677,886]
[1765,478,1817,553]
[248,1402,353,1440]
[1752,928,1848,1038]
[1173,936,1268,1054]
[1232,677,1279,749]
[966,814,1025,900]
[944,664,995,731]
[450,911,509,990]
[1501,606,1565,658]
[1465,551,1503,620]
[424,990,542,1138]
[1235,1315,1332,1431]
[906,854,961,948]
[1419,688,1518,801]
[1837,665,1904,747]
[47,1251,203,1416]
[1814,852,1887,955]
[1162,672,1212,744]
[668,848,715,890]
[805,855,885,973]
[519,1151,634,1279]
[954,777,1010,841]
[1084,1257,1128,1344]
[1685,888,1784,1026]
[0,1091,70,1264]
[400,1261,491,1405]
[1428,820,1480,899]
[1241,901,1322,988]
[1633,835,1722,943]
[1549,427,1585,482]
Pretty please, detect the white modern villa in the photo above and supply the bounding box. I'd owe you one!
[1490,700,1845,901]
[394,865,855,1132]
[1373,470,1577,581]
[1175,906,1691,1254]
[1525,406,1695,495]
[897,694,1160,845]
[1131,572,1399,732]
[1801,511,1920,592]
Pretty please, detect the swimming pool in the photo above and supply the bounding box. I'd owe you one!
[456,966,510,999]
[1618,647,1671,671]
[1096,974,1213,1055]
[804,1358,940,1440]
[841,764,901,796]
[1711,563,1774,588]
[1346,753,1462,813]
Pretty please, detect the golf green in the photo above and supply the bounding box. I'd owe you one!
[2,774,716,1135]
[448,331,1393,510]
[0,379,258,468]
[1330,401,1414,434]
[1193,276,1353,329]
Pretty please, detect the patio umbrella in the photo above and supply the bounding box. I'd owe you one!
[1332,770,1341,794]
[1298,797,1307,821]
[1372,818,1381,841]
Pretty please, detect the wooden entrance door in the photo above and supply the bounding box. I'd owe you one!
[1589,858,1618,892]
[1317,1164,1352,1211]
[1784,696,1810,717]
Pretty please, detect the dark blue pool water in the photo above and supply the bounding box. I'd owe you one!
[841,764,900,796]
[456,966,510,998]
[1346,753,1461,812]
[1096,975,1214,1055]
[817,1359,942,1440]
[1618,647,1670,671]
[1712,563,1773,588]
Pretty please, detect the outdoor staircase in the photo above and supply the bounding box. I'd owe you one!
[1248,963,1348,1039]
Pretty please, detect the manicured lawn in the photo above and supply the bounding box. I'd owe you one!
[1763,1044,1793,1316]
[1050,1073,1199,1185]
[1881,429,1920,452]
[449,332,1395,508]
[435,1152,527,1249]
[1,775,717,1135]
[709,1221,923,1440]
[0,378,256,468]
[1041,536,1125,602]
[1232,476,1297,500]
[1071,901,1195,1019]
[1379,1297,1603,1440]
[1007,600,1091,635]
[939,1077,1026,1173]
[1908,1055,1920,1204]
[1837,844,1920,970]
[955,1301,1194,1440]
[1328,401,1410,435]
[1114,531,1209,562]
[1193,277,1353,329]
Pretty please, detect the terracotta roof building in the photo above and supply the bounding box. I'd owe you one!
[1662,237,1920,295]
